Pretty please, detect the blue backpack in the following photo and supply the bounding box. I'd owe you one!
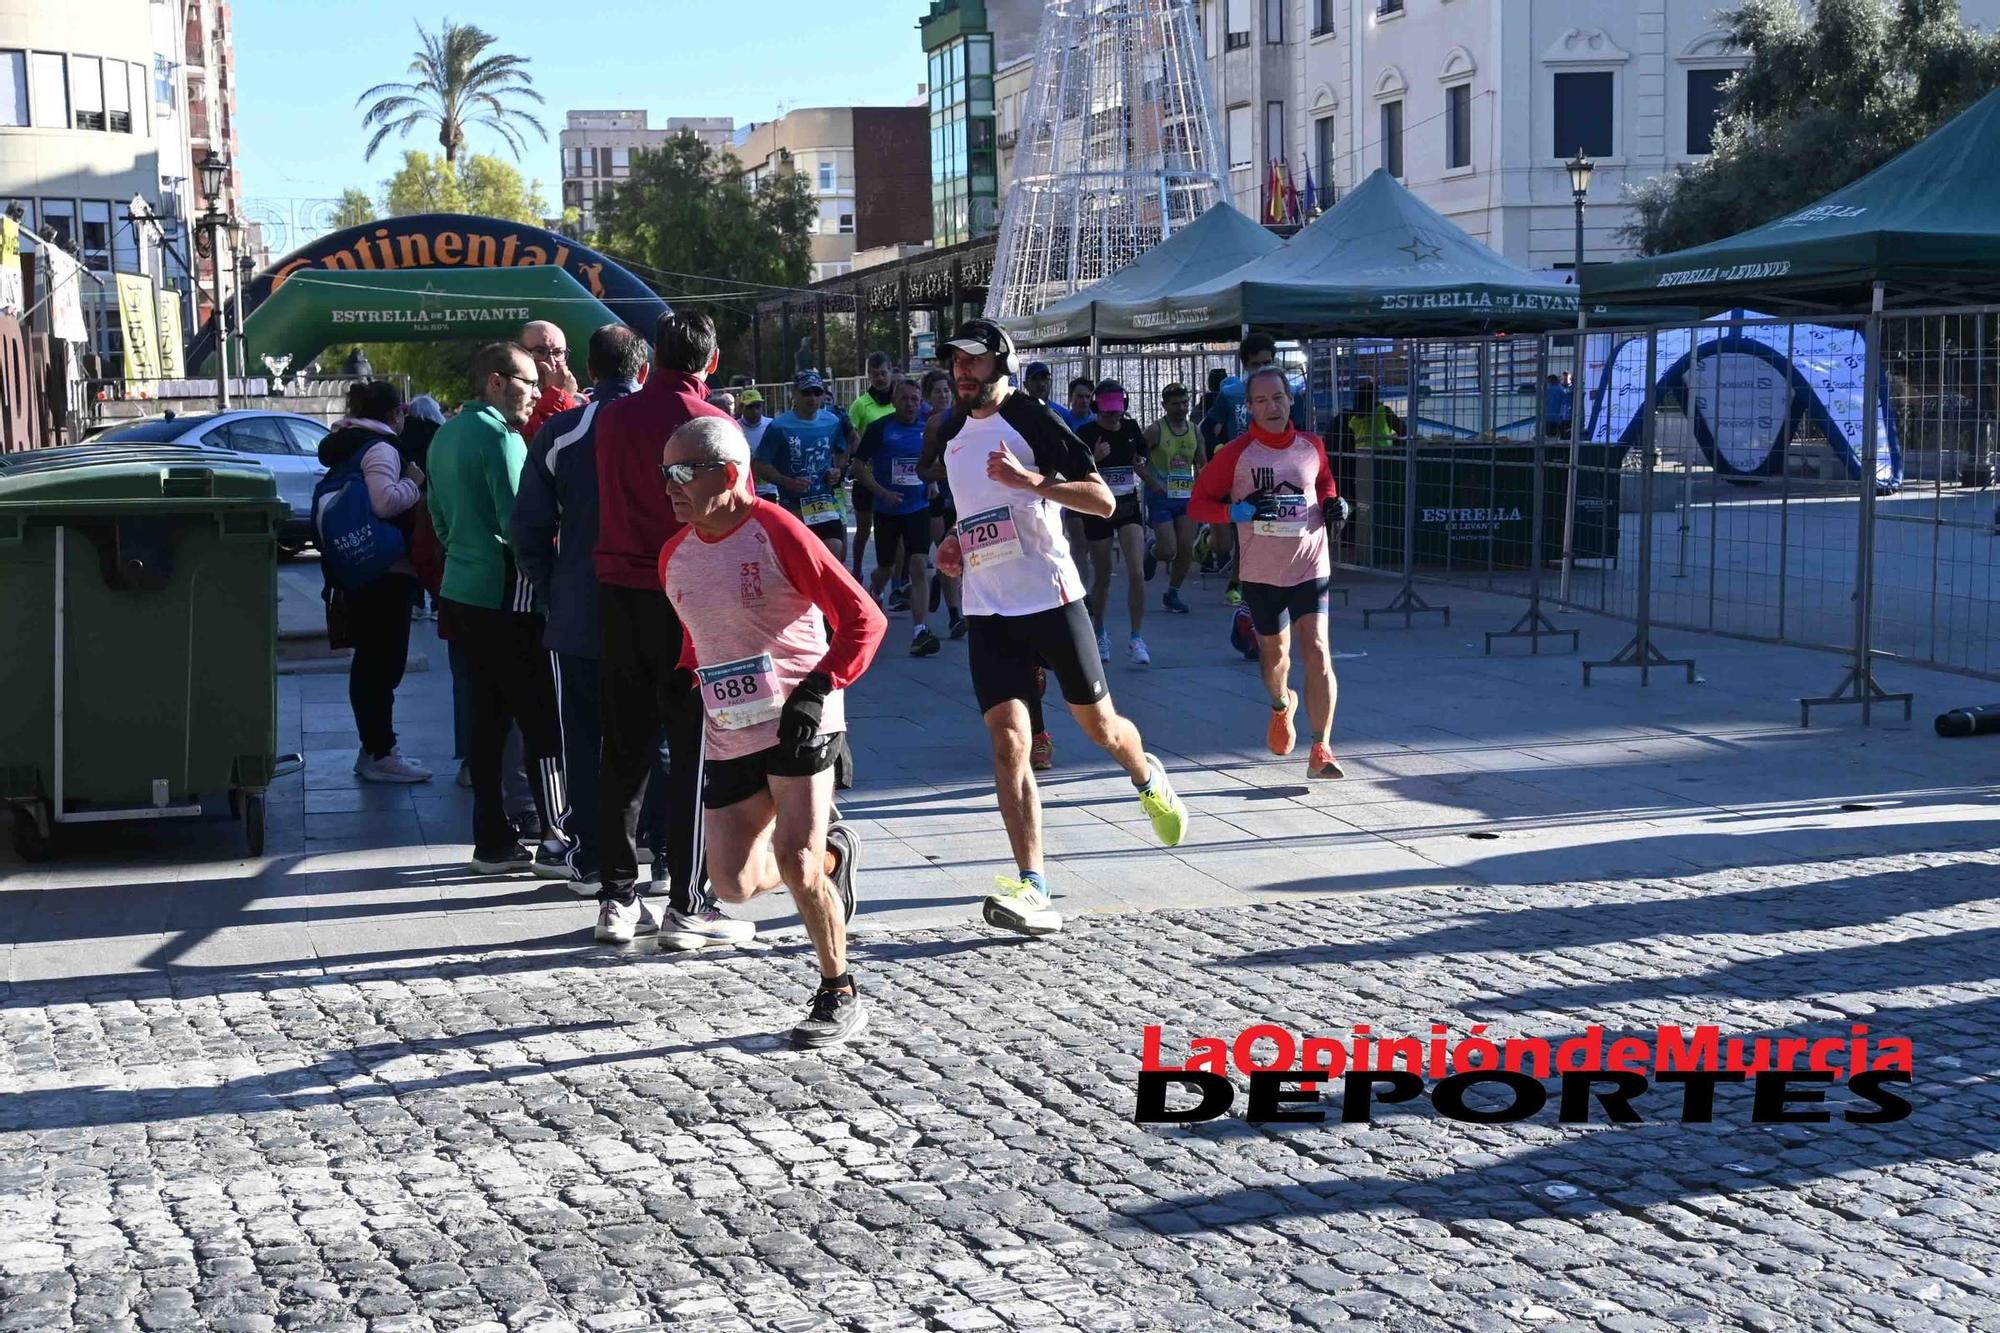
[313,453,407,590]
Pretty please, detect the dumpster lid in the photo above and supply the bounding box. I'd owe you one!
[0,444,281,507]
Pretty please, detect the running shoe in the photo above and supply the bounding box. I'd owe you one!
[1268,690,1297,757]
[983,876,1063,936]
[658,906,756,950]
[456,761,473,789]
[911,626,942,657]
[1308,743,1346,780]
[1096,627,1111,662]
[1225,584,1243,607]
[531,837,576,880]
[594,897,648,944]
[825,821,859,925]
[1229,607,1261,661]
[791,982,868,1050]
[948,613,968,640]
[356,748,432,784]
[888,587,911,613]
[1129,635,1151,666]
[1162,588,1190,615]
[1136,753,1188,847]
[469,842,534,875]
[1029,732,1054,771]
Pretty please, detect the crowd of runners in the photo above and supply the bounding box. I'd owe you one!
[315,310,1351,1050]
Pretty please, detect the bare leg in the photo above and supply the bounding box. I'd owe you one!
[1295,612,1336,745]
[1257,621,1293,709]
[1117,524,1147,636]
[1065,697,1148,783]
[986,700,1041,873]
[1171,514,1198,588]
[768,767,846,981]
[1150,520,1179,579]
[705,789,782,904]
[1087,538,1113,626]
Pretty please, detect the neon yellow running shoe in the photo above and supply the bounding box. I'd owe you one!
[1136,753,1187,847]
[983,876,1063,936]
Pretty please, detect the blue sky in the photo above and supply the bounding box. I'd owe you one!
[234,1,927,210]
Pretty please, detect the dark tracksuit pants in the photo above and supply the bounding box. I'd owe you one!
[597,583,708,911]
[554,649,670,881]
[446,597,566,855]
[346,572,416,758]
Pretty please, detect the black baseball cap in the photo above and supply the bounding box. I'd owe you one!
[1024,360,1053,380]
[943,318,1016,365]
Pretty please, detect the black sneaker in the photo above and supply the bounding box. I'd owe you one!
[948,613,968,640]
[791,983,867,1049]
[469,841,534,875]
[825,821,859,925]
[910,626,942,657]
[888,587,911,613]
[509,811,543,842]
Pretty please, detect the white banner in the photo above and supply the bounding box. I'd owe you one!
[44,244,87,344]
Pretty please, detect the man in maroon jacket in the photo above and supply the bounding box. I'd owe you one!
[590,309,752,948]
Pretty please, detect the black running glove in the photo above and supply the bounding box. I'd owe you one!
[779,672,834,749]
[1322,495,1352,537]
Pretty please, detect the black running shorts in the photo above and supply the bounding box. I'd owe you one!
[871,509,933,566]
[701,731,843,810]
[1081,496,1146,543]
[1241,577,1332,637]
[966,601,1108,716]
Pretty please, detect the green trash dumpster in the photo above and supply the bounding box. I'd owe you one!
[0,444,299,860]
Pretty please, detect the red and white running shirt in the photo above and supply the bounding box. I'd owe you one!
[1188,424,1338,588]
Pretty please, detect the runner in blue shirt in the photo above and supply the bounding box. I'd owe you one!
[854,377,940,657]
[755,371,850,559]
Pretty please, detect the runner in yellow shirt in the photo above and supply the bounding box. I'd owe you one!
[1140,381,1203,614]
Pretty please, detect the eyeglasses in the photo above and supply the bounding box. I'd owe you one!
[497,371,537,388]
[659,460,730,486]
[526,344,566,359]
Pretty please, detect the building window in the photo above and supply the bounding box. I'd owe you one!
[71,55,103,131]
[1264,0,1283,42]
[1265,100,1285,165]
[1380,99,1403,178]
[153,54,173,106]
[611,147,630,173]
[0,51,24,126]
[1227,103,1253,170]
[105,59,131,133]
[1313,113,1335,189]
[80,201,110,269]
[838,212,854,234]
[110,202,137,272]
[1553,71,1615,158]
[127,60,145,134]
[1201,1,1216,58]
[818,161,835,191]
[1446,83,1472,169]
[1313,0,1335,36]
[29,52,65,129]
[39,198,74,250]
[1225,0,1250,49]
[1377,0,1404,14]
[1686,68,1730,154]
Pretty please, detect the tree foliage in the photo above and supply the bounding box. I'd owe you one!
[590,133,819,378]
[1623,0,2000,256]
[356,20,546,164]
[332,189,376,230]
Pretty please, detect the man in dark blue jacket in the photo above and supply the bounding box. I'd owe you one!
[510,323,650,889]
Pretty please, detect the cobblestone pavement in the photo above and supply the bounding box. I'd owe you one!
[2,847,1995,1332]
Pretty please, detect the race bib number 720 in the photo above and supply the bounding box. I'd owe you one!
[958,504,1024,570]
[696,653,783,730]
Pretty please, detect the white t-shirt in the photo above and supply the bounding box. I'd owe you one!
[938,393,1098,618]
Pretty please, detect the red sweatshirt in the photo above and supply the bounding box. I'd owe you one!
[1190,423,1337,587]
[525,385,582,443]
[593,370,732,587]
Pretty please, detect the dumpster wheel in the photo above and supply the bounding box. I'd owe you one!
[241,792,266,856]
[10,803,52,862]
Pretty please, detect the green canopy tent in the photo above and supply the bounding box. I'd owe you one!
[1094,170,1600,339]
[219,266,627,377]
[1005,204,1284,347]
[1583,87,2000,313]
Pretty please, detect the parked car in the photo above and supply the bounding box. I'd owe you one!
[90,411,331,555]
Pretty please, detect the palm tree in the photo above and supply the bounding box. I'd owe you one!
[356,20,547,165]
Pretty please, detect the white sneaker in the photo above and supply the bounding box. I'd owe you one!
[357,749,432,784]
[456,761,473,789]
[1128,635,1151,666]
[1096,628,1111,662]
[982,876,1063,936]
[595,897,641,945]
[658,906,756,951]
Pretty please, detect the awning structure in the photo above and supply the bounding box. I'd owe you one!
[1006,205,1282,347]
[1091,170,1604,339]
[1583,87,2000,312]
[230,267,624,378]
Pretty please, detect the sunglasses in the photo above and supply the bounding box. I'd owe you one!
[659,460,731,486]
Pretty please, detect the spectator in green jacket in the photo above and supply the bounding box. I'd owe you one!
[426,341,571,875]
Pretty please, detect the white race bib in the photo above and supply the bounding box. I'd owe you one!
[958,504,1024,570]
[890,456,921,488]
[756,483,780,502]
[1102,466,1138,496]
[801,493,841,527]
[696,653,783,730]
[1254,497,1310,538]
[1167,461,1194,501]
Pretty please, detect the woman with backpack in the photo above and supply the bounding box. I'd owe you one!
[317,378,432,783]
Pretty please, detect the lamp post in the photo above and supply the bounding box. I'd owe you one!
[197,147,233,410]
[1557,148,1593,601]
[234,242,253,382]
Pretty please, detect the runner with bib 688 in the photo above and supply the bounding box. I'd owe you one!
[931,319,1189,936]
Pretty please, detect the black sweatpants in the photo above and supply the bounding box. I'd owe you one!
[597,583,709,911]
[347,572,416,758]
[445,598,566,855]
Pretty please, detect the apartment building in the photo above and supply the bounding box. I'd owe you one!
[559,110,734,234]
[736,107,931,281]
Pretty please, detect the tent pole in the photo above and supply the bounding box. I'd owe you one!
[1363,337,1449,629]
[1089,308,1100,383]
[1583,327,1695,686]
[1799,280,1913,726]
[1558,305,1586,601]
[1488,335,1577,655]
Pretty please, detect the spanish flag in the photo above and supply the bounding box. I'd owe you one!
[1265,160,1285,224]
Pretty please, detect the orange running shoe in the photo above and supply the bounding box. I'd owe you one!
[1266,691,1297,756]
[1308,742,1345,779]
[1030,732,1055,771]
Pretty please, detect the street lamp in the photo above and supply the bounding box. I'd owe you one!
[1558,148,1593,601]
[196,147,234,409]
[234,240,254,379]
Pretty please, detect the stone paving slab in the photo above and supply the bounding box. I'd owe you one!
[0,850,1995,1330]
